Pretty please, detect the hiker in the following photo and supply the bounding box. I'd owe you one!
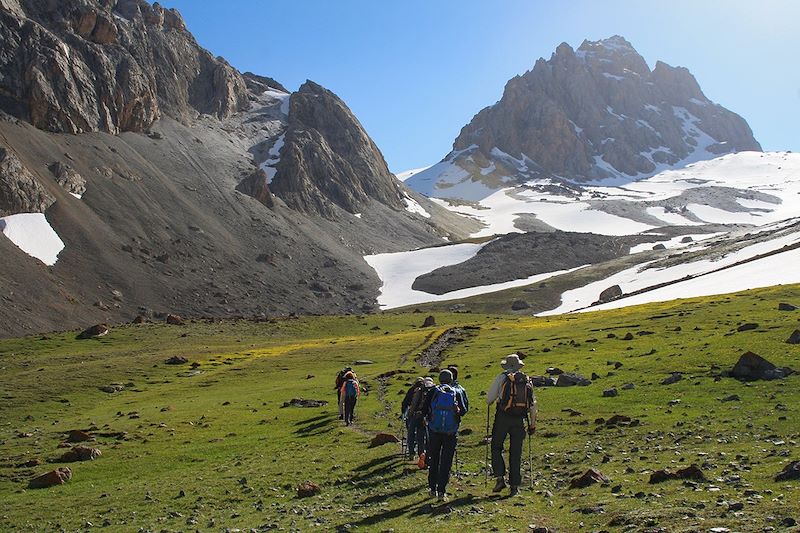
[401,377,425,459]
[413,377,435,464]
[486,353,537,496]
[423,369,467,502]
[335,366,354,420]
[447,366,469,413]
[340,371,360,426]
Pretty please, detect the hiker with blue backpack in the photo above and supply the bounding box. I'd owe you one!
[423,369,467,502]
[486,353,537,496]
[401,377,426,460]
[447,366,469,413]
[340,371,360,426]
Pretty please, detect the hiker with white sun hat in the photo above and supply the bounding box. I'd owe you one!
[485,353,537,496]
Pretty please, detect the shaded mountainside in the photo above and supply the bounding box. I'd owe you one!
[409,36,761,199]
[0,0,476,337]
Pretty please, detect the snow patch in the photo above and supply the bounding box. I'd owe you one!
[259,133,285,185]
[402,193,431,218]
[0,213,65,265]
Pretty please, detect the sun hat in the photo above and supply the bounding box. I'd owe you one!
[500,353,524,371]
[438,369,453,384]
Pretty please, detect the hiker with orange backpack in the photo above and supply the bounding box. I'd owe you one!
[486,354,537,496]
[340,371,360,426]
[423,369,467,502]
[335,366,355,420]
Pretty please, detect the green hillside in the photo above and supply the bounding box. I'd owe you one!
[1,285,799,532]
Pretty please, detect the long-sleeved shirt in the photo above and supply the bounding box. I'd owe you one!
[340,379,360,398]
[401,384,422,415]
[451,381,469,414]
[486,372,538,421]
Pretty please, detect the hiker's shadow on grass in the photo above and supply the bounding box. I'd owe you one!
[358,483,422,505]
[294,414,330,426]
[336,498,429,529]
[294,414,336,437]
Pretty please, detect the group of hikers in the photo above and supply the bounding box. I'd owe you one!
[333,353,537,501]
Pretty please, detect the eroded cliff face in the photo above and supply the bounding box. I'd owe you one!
[451,36,760,182]
[0,0,249,134]
[269,81,406,218]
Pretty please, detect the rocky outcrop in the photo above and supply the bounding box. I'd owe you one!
[0,0,249,135]
[269,81,405,217]
[235,169,274,208]
[448,36,760,183]
[0,146,54,216]
[49,162,87,197]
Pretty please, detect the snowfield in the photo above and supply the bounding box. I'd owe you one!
[0,213,65,265]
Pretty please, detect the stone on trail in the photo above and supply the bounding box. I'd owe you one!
[28,467,72,489]
[76,324,109,339]
[369,433,400,448]
[282,399,328,408]
[775,461,800,482]
[165,355,189,365]
[569,468,609,489]
[59,446,102,462]
[778,303,798,311]
[296,481,321,498]
[422,315,437,327]
[786,330,800,345]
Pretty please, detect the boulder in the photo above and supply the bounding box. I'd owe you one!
[28,467,72,489]
[67,429,94,442]
[736,323,759,332]
[598,285,623,303]
[649,464,706,484]
[165,356,189,365]
[661,372,683,385]
[680,236,694,243]
[555,373,591,387]
[546,367,564,376]
[530,375,557,387]
[602,388,618,398]
[422,315,437,327]
[354,360,374,365]
[731,352,793,381]
[511,300,530,311]
[652,243,666,250]
[569,468,609,489]
[76,324,109,339]
[59,445,101,462]
[778,303,797,311]
[786,330,800,345]
[165,314,184,325]
[296,481,321,498]
[132,315,146,324]
[775,461,800,482]
[369,433,400,448]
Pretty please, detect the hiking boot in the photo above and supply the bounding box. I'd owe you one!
[428,487,436,498]
[492,477,506,493]
[509,485,520,497]
[437,492,448,502]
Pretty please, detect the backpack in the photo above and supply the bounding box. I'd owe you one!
[344,379,358,398]
[428,385,459,435]
[408,385,427,415]
[499,371,531,417]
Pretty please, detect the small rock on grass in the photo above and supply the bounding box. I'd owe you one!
[59,446,101,462]
[775,461,800,482]
[297,481,321,498]
[569,468,609,489]
[369,433,400,448]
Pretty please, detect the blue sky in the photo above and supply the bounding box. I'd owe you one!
[162,0,800,172]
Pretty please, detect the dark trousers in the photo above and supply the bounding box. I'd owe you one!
[406,416,426,456]
[344,396,357,425]
[427,431,457,494]
[491,410,526,487]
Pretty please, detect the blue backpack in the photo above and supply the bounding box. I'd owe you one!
[344,379,358,398]
[429,385,459,435]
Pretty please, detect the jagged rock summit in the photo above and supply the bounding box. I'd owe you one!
[270,81,406,218]
[409,36,760,196]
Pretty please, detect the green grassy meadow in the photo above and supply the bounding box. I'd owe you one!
[1,285,799,532]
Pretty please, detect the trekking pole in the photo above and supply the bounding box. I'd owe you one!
[455,446,459,479]
[484,404,490,487]
[400,414,406,456]
[527,415,533,489]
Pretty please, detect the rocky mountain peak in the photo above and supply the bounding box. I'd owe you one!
[269,80,406,218]
[448,36,760,184]
[0,0,249,134]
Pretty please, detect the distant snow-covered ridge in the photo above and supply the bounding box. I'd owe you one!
[404,151,800,238]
